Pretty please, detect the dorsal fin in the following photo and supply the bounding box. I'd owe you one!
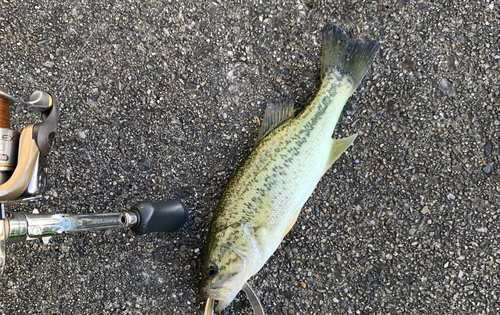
[256,99,294,143]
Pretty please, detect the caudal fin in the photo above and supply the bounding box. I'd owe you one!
[321,24,379,88]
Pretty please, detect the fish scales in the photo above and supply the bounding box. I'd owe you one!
[211,73,351,238]
[202,24,379,313]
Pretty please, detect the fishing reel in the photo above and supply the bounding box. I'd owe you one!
[0,88,187,275]
[0,88,55,201]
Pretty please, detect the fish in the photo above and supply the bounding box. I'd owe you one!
[201,24,379,312]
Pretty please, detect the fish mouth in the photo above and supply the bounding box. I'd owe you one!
[201,286,232,301]
[202,286,237,312]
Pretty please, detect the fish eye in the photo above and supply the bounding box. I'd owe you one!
[206,262,218,277]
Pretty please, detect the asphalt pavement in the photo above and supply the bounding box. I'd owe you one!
[0,0,498,314]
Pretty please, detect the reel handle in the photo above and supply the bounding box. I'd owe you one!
[130,200,188,235]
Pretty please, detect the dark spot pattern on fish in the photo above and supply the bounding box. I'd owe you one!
[207,72,350,241]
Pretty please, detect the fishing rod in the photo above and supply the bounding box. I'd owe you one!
[0,88,265,314]
[0,88,187,275]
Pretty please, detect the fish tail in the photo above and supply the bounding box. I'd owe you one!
[321,24,379,88]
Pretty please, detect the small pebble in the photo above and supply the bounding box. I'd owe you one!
[43,61,55,68]
[484,140,492,156]
[138,158,151,171]
[421,206,430,214]
[482,165,492,174]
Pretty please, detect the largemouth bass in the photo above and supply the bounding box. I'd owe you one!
[202,24,379,312]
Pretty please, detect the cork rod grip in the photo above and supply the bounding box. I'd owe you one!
[0,88,10,128]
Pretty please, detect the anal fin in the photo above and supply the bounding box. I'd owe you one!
[323,134,357,175]
[256,99,294,143]
[281,207,301,241]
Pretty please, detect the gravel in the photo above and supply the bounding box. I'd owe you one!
[0,0,499,314]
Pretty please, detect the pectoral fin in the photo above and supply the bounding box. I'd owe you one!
[256,99,294,143]
[323,134,357,175]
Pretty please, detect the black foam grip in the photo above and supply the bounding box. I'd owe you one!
[130,200,187,235]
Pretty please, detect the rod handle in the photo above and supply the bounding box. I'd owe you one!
[0,88,10,128]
